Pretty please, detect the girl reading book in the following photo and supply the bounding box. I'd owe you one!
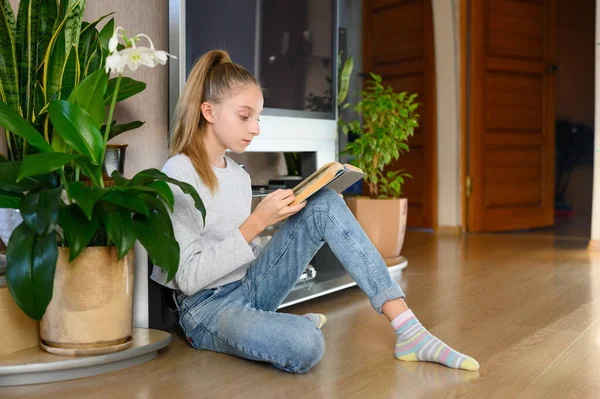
[151,50,479,374]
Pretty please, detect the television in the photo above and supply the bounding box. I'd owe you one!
[169,0,339,122]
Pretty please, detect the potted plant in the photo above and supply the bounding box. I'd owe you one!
[0,1,146,245]
[0,4,205,356]
[340,73,419,266]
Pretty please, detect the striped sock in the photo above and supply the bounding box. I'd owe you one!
[392,310,479,371]
[303,313,327,329]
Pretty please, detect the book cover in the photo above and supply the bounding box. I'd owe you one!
[290,162,365,206]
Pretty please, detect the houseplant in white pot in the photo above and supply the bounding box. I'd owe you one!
[0,14,205,356]
[340,73,419,266]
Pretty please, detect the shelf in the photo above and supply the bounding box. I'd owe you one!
[279,257,408,308]
[0,328,171,387]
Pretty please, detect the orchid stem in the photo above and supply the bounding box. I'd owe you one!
[102,74,122,162]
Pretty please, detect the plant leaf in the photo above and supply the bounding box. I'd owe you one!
[100,208,136,260]
[104,77,146,105]
[67,181,106,220]
[36,0,57,75]
[104,120,144,141]
[0,188,22,208]
[114,181,175,212]
[133,211,179,282]
[110,169,130,186]
[139,192,174,237]
[59,203,98,261]
[43,0,81,102]
[337,55,353,105]
[145,180,175,211]
[126,168,205,224]
[0,0,19,113]
[6,224,58,321]
[98,17,114,54]
[16,0,42,122]
[77,21,98,76]
[0,160,57,192]
[62,0,86,59]
[17,152,77,181]
[48,100,103,163]
[60,45,79,100]
[0,100,52,152]
[70,69,107,125]
[20,186,61,235]
[102,190,149,217]
[74,155,102,186]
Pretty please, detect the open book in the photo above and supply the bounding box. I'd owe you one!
[290,162,365,206]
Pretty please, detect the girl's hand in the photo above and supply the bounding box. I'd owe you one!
[239,189,306,244]
[252,189,306,228]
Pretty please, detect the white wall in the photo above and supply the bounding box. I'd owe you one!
[432,0,462,228]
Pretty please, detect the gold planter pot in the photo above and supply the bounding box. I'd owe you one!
[40,247,135,356]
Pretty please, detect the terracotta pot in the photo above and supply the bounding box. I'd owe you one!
[40,247,134,356]
[345,197,408,266]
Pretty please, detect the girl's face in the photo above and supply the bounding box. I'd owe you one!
[204,84,263,154]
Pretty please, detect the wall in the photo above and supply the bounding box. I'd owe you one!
[591,1,600,241]
[432,0,462,228]
[84,0,170,328]
[557,0,596,127]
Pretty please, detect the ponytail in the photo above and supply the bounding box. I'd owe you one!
[169,50,259,193]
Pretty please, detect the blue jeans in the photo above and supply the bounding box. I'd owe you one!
[174,189,405,373]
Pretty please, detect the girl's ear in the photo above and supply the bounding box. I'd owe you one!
[201,102,215,123]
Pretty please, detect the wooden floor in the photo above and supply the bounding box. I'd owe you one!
[2,231,600,398]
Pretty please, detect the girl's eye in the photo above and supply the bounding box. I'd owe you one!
[257,118,261,122]
[240,115,249,120]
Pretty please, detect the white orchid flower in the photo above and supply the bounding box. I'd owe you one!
[105,27,176,75]
[108,26,124,53]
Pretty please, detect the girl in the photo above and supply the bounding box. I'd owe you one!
[151,50,479,374]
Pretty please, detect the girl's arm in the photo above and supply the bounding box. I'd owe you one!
[239,189,306,243]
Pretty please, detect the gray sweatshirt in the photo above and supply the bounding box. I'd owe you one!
[150,153,260,295]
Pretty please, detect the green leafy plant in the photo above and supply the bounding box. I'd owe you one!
[0,0,145,162]
[340,73,419,198]
[0,15,205,321]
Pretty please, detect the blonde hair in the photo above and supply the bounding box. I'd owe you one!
[169,50,260,193]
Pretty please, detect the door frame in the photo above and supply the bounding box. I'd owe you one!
[460,0,469,231]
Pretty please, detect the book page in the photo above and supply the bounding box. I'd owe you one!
[289,163,364,206]
[292,162,341,196]
[291,163,344,205]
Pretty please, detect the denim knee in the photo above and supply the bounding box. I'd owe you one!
[310,188,342,206]
[280,326,325,373]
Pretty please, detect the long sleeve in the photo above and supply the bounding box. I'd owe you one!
[170,183,256,295]
[150,154,256,295]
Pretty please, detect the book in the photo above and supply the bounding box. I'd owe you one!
[290,162,365,206]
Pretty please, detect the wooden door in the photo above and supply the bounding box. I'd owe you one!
[362,0,437,229]
[467,0,557,232]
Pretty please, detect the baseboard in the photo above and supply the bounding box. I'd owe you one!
[435,225,463,235]
[588,240,600,251]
